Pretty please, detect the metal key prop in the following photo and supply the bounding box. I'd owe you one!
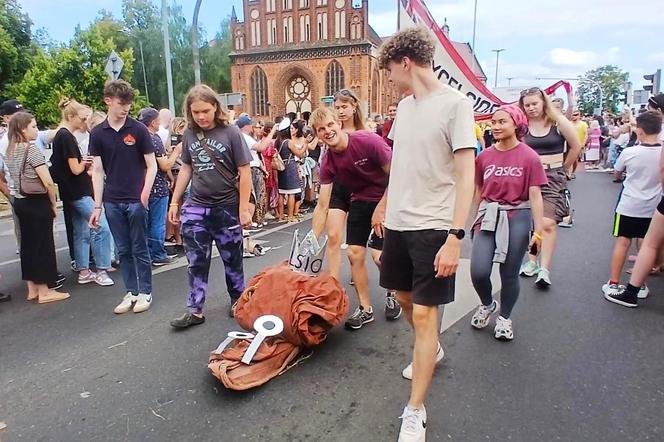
[212,315,284,365]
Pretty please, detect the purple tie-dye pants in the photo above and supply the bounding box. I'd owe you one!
[180,203,245,314]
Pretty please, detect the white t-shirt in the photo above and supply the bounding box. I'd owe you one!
[242,132,261,167]
[614,143,662,218]
[157,126,169,148]
[385,86,477,231]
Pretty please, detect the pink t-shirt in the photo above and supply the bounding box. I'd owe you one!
[589,128,601,149]
[475,142,548,205]
[320,130,391,202]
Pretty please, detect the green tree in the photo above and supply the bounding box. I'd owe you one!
[0,0,37,98]
[10,23,146,126]
[201,17,232,94]
[577,65,628,115]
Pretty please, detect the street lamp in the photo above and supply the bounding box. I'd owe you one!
[491,48,505,89]
[162,0,175,114]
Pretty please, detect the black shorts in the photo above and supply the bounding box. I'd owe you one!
[346,200,383,250]
[329,181,352,212]
[380,228,455,306]
[658,197,664,215]
[613,213,651,239]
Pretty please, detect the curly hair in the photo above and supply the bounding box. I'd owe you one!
[378,27,435,69]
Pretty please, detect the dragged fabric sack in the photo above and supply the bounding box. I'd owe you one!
[209,263,348,390]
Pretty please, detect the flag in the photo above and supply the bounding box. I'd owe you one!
[398,0,571,119]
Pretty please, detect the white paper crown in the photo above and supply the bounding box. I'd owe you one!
[288,229,328,276]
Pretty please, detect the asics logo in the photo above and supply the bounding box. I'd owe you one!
[484,165,524,179]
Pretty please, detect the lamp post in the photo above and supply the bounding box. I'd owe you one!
[162,0,175,114]
[471,0,478,54]
[491,48,505,89]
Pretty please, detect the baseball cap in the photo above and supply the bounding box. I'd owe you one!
[237,114,254,128]
[138,107,159,126]
[0,100,24,116]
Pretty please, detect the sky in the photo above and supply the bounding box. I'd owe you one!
[18,0,663,97]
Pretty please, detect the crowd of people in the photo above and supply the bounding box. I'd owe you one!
[2,24,664,442]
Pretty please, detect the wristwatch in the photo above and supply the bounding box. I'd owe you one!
[448,229,466,240]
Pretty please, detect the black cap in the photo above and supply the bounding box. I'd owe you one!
[138,107,160,126]
[0,100,24,116]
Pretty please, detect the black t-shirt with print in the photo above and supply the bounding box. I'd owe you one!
[181,124,252,207]
[50,127,92,201]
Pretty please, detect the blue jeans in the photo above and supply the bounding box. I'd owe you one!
[71,196,112,270]
[148,196,169,262]
[104,201,152,294]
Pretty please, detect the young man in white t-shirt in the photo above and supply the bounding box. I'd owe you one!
[377,27,476,441]
[604,111,663,306]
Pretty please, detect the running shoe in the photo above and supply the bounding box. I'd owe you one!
[602,281,624,297]
[133,293,152,313]
[152,257,176,266]
[170,311,205,329]
[95,271,114,286]
[638,285,650,299]
[519,260,539,277]
[604,289,637,308]
[344,306,374,330]
[114,293,137,314]
[77,272,97,285]
[402,343,444,380]
[470,300,499,329]
[536,268,551,288]
[494,316,514,341]
[398,405,427,442]
[385,291,402,320]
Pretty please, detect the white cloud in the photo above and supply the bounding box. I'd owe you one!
[548,49,598,67]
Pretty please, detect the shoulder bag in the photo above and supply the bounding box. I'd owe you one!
[196,132,239,190]
[19,143,47,196]
[271,141,286,172]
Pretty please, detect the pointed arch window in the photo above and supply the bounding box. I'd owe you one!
[251,67,269,116]
[325,60,345,96]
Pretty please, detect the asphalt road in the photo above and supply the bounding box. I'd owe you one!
[1,170,663,441]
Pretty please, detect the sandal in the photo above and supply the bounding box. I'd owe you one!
[38,291,70,304]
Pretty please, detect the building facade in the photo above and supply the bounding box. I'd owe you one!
[230,0,399,121]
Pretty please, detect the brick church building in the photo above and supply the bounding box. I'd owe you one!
[229,0,399,121]
[229,0,486,121]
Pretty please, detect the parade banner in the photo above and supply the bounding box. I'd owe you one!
[398,0,571,119]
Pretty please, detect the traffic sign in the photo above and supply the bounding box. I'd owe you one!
[105,51,124,80]
[320,95,334,103]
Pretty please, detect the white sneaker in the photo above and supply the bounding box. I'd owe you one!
[471,300,499,329]
[494,316,514,341]
[114,293,137,314]
[520,260,539,277]
[638,285,650,299]
[94,271,114,287]
[78,271,97,284]
[398,405,427,442]
[536,268,552,288]
[402,343,444,380]
[602,281,624,297]
[133,293,152,313]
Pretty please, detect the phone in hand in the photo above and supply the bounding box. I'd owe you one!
[170,134,182,146]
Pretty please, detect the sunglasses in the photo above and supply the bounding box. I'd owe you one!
[334,89,358,102]
[520,87,543,97]
[648,97,663,111]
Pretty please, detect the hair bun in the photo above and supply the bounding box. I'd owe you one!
[58,97,72,110]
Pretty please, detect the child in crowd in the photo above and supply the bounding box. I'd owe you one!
[602,111,663,300]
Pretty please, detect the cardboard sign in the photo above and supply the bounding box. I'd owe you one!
[288,229,328,276]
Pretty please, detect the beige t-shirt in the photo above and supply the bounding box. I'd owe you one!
[385,86,476,231]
